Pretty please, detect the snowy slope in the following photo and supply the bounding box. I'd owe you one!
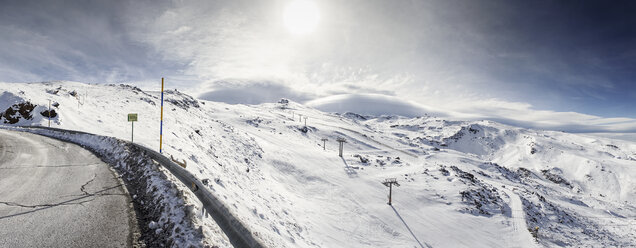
[1,81,635,247]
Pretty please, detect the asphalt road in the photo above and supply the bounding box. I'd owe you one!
[0,129,136,247]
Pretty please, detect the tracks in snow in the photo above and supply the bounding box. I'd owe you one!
[501,187,537,248]
[323,123,419,158]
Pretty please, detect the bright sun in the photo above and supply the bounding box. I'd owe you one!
[283,0,320,35]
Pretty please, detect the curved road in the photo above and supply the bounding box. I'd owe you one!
[0,129,136,247]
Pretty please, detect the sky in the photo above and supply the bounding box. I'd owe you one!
[1,0,635,133]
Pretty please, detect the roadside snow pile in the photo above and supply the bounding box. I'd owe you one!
[8,127,217,247]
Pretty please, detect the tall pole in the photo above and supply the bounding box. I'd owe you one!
[160,78,164,153]
[389,183,392,205]
[48,100,51,127]
[337,138,346,157]
[382,178,399,205]
[131,121,134,143]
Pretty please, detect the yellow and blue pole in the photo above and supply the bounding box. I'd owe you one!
[160,78,164,153]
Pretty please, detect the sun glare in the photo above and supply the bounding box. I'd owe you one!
[283,0,320,35]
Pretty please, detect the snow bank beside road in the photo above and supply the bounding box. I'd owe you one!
[4,126,220,247]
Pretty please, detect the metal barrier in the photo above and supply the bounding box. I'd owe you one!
[13,126,264,248]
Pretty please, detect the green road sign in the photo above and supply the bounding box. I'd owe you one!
[128,113,138,122]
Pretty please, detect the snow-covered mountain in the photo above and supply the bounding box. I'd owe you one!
[1,81,635,247]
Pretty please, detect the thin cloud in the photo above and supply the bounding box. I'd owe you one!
[199,79,313,105]
[307,93,636,133]
[0,0,634,134]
